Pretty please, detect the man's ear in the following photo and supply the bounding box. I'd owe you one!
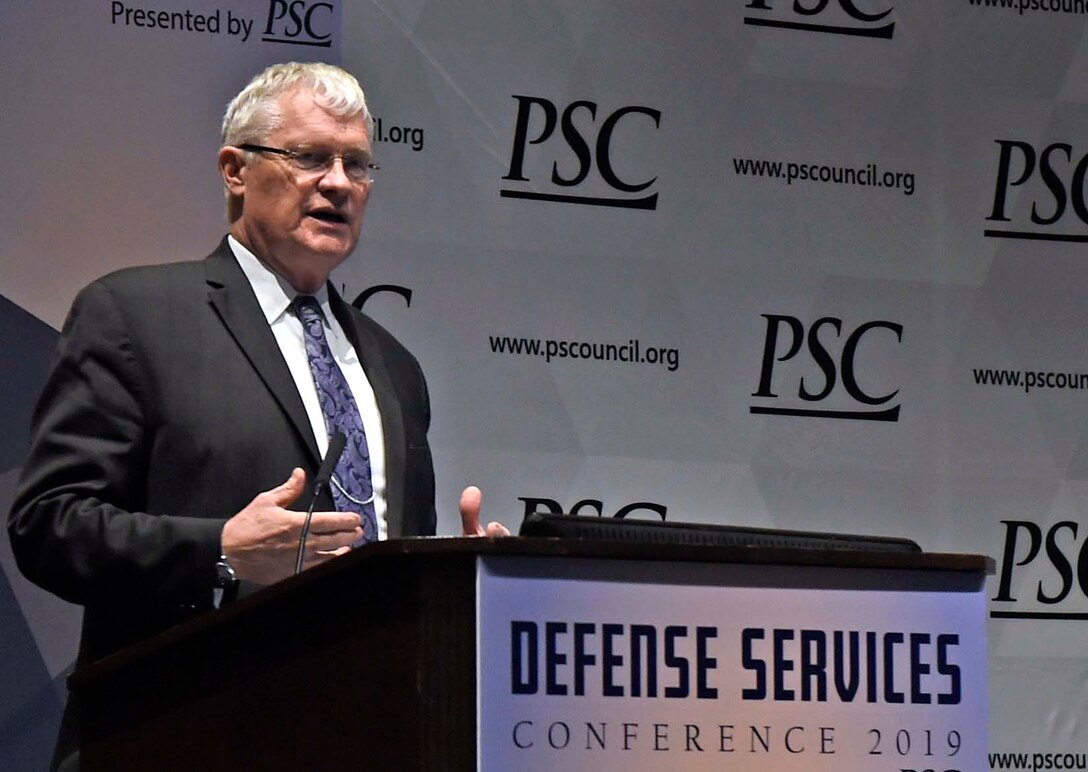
[218,146,247,197]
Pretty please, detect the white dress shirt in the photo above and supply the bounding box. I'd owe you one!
[228,236,388,540]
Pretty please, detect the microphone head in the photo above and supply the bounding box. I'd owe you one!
[316,432,347,487]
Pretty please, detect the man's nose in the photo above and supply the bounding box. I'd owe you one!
[317,156,352,190]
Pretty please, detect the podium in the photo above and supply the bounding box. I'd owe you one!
[70,537,992,771]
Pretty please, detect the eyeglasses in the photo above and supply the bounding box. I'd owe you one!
[238,143,379,185]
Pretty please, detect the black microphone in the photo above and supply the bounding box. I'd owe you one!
[295,432,347,575]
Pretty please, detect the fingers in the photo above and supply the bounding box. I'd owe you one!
[268,467,307,508]
[303,522,362,552]
[307,511,363,534]
[299,540,355,572]
[299,512,361,557]
[460,486,511,538]
[486,521,512,538]
[459,485,484,536]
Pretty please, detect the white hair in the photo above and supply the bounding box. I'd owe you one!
[221,61,371,146]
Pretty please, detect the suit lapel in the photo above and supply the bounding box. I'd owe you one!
[329,290,407,538]
[204,240,321,468]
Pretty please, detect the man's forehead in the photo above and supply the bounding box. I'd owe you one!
[271,89,370,139]
[274,90,368,122]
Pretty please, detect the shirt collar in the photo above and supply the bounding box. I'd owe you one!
[227,235,330,323]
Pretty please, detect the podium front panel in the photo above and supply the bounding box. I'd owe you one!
[477,555,988,772]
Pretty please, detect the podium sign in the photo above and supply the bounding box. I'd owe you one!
[71,540,988,771]
[477,555,987,772]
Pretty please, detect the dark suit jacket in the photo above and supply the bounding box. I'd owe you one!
[8,238,437,664]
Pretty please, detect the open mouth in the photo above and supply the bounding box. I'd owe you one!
[308,210,348,225]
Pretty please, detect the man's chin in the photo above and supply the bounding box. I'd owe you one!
[301,235,356,265]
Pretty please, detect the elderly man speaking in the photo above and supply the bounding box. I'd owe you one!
[9,61,504,677]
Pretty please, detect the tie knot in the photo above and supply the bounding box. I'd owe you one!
[292,294,323,320]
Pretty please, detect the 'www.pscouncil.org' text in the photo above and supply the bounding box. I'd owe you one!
[974,367,1088,393]
[733,156,916,196]
[490,335,679,372]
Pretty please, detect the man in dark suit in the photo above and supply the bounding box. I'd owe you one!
[8,62,503,673]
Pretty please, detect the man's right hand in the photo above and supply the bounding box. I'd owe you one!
[220,468,362,585]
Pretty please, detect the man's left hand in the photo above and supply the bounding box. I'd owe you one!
[459,486,510,538]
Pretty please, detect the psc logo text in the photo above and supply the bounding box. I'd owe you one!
[986,139,1088,243]
[991,520,1088,618]
[501,96,661,210]
[744,0,895,38]
[518,497,668,523]
[750,314,903,422]
[262,0,334,46]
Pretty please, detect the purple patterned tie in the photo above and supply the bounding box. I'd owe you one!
[293,295,377,545]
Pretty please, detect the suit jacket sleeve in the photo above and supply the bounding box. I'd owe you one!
[8,278,223,607]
